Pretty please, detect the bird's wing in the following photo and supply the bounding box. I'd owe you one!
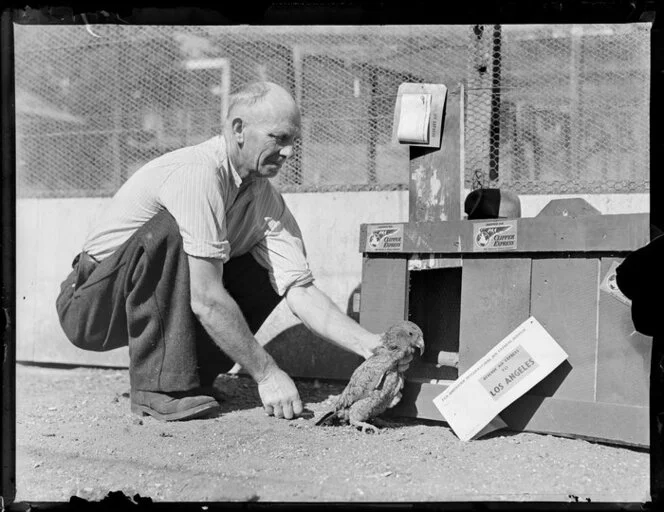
[335,351,398,410]
[348,370,404,422]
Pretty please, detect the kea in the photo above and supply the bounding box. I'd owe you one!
[315,320,424,433]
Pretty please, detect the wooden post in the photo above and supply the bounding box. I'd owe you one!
[359,256,409,334]
[408,84,464,223]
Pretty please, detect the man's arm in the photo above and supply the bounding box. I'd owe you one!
[188,255,303,419]
[285,282,383,359]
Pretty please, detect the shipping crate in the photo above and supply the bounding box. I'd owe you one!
[358,84,651,447]
[359,209,651,447]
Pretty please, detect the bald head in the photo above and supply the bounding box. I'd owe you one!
[224,82,301,180]
[227,81,300,126]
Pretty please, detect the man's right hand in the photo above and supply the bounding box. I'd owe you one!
[257,366,303,420]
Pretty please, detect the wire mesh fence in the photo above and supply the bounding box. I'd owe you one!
[14,24,650,198]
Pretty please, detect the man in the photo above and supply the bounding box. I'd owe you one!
[56,81,411,422]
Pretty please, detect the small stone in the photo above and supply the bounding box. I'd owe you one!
[33,461,42,468]
[133,418,143,426]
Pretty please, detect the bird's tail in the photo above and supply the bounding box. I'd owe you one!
[314,410,336,426]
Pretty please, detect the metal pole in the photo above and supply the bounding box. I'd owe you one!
[112,42,124,189]
[183,57,231,129]
[489,24,502,185]
[569,25,582,185]
[367,66,378,185]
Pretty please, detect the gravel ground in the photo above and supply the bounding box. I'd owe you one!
[14,363,650,504]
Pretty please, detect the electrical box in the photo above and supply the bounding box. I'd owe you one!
[392,83,447,149]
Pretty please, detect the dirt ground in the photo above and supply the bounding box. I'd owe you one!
[14,363,650,504]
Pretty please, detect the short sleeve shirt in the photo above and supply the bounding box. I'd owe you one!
[83,136,314,296]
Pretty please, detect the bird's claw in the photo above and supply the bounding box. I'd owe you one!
[351,420,381,434]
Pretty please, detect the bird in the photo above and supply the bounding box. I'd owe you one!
[315,320,424,433]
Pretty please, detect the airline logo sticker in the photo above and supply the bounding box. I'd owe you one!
[473,220,517,252]
[366,224,404,251]
[599,260,632,306]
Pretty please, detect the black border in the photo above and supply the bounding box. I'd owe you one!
[1,6,16,509]
[2,1,662,510]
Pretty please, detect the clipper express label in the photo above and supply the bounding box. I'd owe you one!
[472,220,517,252]
[365,224,404,252]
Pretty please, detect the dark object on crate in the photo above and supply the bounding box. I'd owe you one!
[464,188,521,220]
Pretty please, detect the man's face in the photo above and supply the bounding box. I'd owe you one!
[241,109,301,179]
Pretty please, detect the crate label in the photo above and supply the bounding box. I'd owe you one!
[472,219,517,252]
[433,316,568,441]
[599,260,632,307]
[479,345,539,401]
[365,224,404,252]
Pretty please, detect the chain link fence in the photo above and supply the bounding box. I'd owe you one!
[465,24,651,194]
[15,24,650,198]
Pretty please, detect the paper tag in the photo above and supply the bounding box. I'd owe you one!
[408,254,461,271]
[365,224,404,252]
[599,260,632,307]
[397,93,431,144]
[472,220,518,252]
[433,316,568,442]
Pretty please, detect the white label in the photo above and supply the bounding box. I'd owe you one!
[472,220,518,252]
[433,316,568,441]
[365,224,404,252]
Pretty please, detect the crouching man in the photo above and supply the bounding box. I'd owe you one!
[56,81,411,422]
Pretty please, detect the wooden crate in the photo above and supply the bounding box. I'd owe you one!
[358,211,651,447]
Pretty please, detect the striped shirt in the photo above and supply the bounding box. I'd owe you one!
[83,135,314,296]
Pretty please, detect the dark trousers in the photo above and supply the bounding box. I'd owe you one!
[56,211,282,393]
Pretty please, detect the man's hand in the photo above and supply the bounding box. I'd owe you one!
[257,366,303,420]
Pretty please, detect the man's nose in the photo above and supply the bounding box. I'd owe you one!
[279,145,294,159]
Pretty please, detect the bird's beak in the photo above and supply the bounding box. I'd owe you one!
[416,337,425,356]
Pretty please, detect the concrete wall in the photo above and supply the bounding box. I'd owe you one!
[16,191,648,378]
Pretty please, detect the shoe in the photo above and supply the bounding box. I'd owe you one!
[130,389,220,421]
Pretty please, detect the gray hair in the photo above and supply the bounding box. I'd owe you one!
[227,82,272,117]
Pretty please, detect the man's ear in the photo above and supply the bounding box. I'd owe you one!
[231,117,245,144]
